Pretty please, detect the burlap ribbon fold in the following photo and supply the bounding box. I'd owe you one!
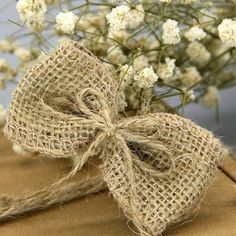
[4,40,228,236]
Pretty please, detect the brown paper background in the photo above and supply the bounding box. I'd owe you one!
[0,131,236,236]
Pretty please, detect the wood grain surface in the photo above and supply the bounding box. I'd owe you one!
[0,131,235,236]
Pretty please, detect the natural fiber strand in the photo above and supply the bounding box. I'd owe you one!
[0,174,105,221]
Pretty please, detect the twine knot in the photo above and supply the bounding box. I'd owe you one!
[76,88,119,138]
[106,124,117,137]
[73,88,176,180]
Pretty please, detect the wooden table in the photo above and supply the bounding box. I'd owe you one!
[0,131,235,236]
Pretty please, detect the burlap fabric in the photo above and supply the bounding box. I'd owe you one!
[4,40,228,236]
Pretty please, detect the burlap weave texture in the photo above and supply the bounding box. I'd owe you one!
[5,40,227,236]
[6,41,116,157]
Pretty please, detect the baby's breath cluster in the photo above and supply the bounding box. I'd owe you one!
[1,0,236,118]
[16,0,47,32]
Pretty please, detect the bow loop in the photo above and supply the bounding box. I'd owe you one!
[75,88,112,128]
[75,88,118,136]
[101,113,226,235]
[5,41,118,158]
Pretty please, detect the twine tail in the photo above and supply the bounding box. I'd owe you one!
[0,175,106,221]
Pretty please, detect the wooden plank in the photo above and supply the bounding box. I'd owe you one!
[0,131,235,236]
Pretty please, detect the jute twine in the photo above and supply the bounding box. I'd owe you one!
[3,40,228,235]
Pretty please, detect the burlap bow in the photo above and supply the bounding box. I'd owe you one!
[4,40,227,236]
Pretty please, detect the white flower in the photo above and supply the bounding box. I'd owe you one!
[218,19,236,47]
[12,144,31,156]
[87,15,105,29]
[0,38,18,53]
[210,39,231,65]
[106,5,130,31]
[133,55,149,71]
[75,17,91,31]
[184,26,206,42]
[119,65,134,88]
[107,46,127,64]
[56,12,78,35]
[169,67,181,82]
[202,86,219,107]
[0,59,9,72]
[76,15,105,32]
[157,57,176,82]
[126,86,141,110]
[144,39,160,50]
[15,48,32,63]
[0,60,15,82]
[134,66,158,88]
[186,41,211,66]
[181,88,195,102]
[78,35,107,56]
[142,39,160,61]
[179,66,201,86]
[107,29,129,46]
[0,105,6,126]
[16,0,47,31]
[129,4,144,29]
[162,19,181,45]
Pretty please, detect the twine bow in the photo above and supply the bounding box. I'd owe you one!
[3,41,226,236]
[72,88,175,180]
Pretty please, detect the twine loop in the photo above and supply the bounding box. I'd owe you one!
[73,88,176,180]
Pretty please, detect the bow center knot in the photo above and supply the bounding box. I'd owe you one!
[105,123,117,137]
[73,88,176,180]
[77,88,120,139]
